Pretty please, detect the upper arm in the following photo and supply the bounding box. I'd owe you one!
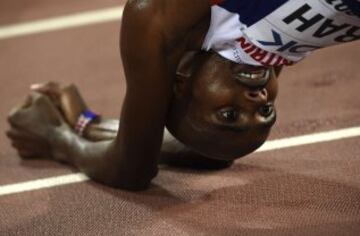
[111,0,210,184]
[115,1,171,180]
[121,0,210,67]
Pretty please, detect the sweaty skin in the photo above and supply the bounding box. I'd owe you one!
[7,0,279,191]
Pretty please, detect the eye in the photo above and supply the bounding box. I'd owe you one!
[258,104,274,118]
[218,108,239,123]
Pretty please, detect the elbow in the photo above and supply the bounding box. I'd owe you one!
[109,176,153,192]
[88,167,158,192]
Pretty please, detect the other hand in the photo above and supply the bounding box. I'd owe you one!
[6,92,69,160]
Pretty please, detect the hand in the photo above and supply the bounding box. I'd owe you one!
[6,92,70,160]
[30,81,63,107]
[31,81,88,126]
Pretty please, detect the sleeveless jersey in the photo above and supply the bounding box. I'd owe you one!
[202,0,360,66]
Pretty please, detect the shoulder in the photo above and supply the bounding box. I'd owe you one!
[124,0,210,16]
[123,0,211,43]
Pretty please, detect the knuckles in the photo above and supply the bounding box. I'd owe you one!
[6,89,60,159]
[7,93,58,127]
[7,108,20,126]
[5,129,14,139]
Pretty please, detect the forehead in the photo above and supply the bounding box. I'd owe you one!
[198,52,269,75]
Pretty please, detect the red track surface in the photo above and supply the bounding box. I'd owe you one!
[0,2,359,235]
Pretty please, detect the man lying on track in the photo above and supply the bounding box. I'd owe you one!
[6,0,360,190]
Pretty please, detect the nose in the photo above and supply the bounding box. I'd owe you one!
[244,88,268,104]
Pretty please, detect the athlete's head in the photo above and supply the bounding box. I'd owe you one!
[166,51,279,161]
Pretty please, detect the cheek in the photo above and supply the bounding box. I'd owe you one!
[266,76,279,101]
[187,101,209,129]
[194,86,236,110]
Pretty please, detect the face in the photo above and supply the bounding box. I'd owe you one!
[166,51,279,160]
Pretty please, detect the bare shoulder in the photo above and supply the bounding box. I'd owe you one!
[123,0,210,46]
[125,0,209,18]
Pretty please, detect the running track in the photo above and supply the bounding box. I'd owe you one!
[0,1,359,235]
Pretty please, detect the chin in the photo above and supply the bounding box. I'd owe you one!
[199,139,268,161]
[187,145,255,161]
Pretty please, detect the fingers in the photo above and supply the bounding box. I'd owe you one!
[7,94,39,127]
[30,81,61,94]
[7,95,33,124]
[31,82,62,107]
[21,95,33,109]
[6,87,67,160]
[10,140,32,150]
[18,149,37,159]
[59,85,88,125]
[7,93,41,127]
[8,105,29,127]
[6,127,34,141]
[9,139,38,159]
[8,92,65,129]
[7,132,51,159]
[6,128,46,149]
[31,92,64,124]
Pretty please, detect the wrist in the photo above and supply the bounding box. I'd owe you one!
[74,110,100,136]
[49,125,79,164]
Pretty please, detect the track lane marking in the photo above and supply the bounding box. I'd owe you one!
[257,126,360,152]
[0,126,360,197]
[0,174,89,196]
[0,6,124,40]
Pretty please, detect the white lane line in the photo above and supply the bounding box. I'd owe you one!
[0,173,89,196]
[0,6,124,40]
[0,126,360,197]
[257,126,360,152]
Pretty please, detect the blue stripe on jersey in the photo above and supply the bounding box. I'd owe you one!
[343,0,360,17]
[218,0,289,26]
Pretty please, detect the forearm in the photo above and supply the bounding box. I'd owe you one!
[82,118,193,158]
[82,118,230,168]
[82,118,118,141]
[51,126,155,190]
[52,126,116,182]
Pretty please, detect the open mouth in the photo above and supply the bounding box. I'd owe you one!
[234,69,270,88]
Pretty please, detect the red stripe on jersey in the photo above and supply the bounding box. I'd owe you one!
[210,0,225,6]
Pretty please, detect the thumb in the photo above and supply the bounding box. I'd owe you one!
[30,82,61,97]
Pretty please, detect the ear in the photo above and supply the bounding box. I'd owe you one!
[175,51,199,97]
[176,51,199,78]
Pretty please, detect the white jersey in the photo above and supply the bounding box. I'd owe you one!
[202,0,360,66]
